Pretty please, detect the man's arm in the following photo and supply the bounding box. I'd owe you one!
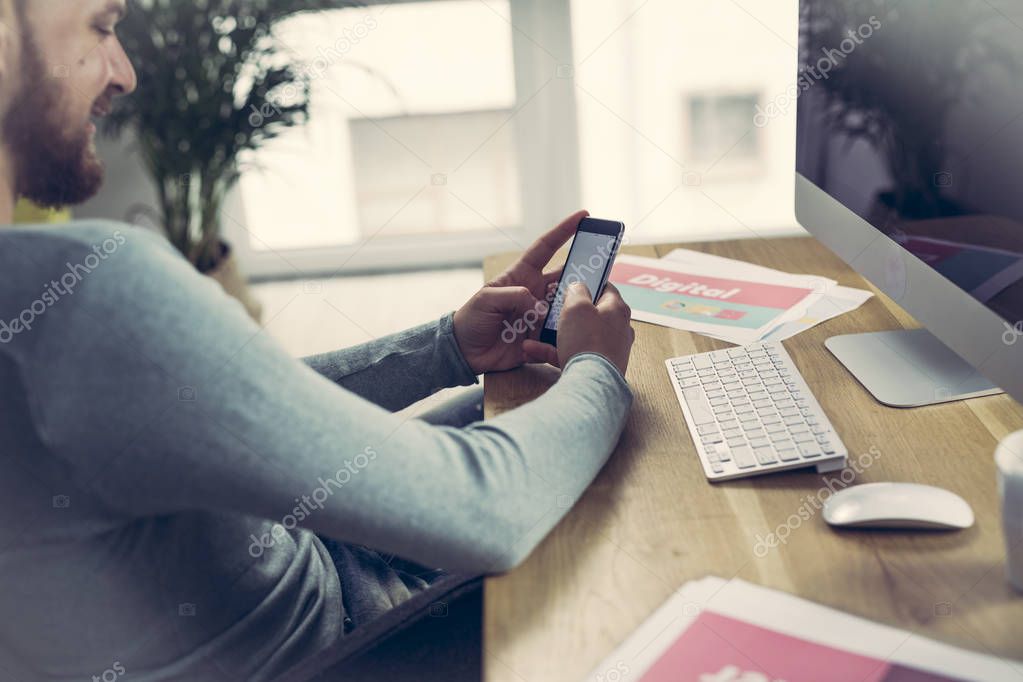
[301,315,479,412]
[24,225,632,573]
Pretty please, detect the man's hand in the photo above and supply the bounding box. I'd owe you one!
[556,282,635,377]
[453,210,589,374]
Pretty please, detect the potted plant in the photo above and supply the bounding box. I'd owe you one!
[105,0,358,319]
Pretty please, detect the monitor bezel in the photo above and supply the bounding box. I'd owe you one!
[795,173,1023,403]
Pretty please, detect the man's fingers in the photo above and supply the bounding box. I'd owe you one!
[519,210,589,270]
[477,286,540,317]
[522,339,560,367]
[596,282,631,316]
[564,280,593,305]
[543,266,565,288]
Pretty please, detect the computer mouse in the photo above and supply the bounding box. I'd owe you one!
[823,482,974,530]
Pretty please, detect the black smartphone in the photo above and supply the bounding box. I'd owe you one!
[540,217,625,347]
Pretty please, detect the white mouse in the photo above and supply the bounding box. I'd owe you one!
[823,482,974,530]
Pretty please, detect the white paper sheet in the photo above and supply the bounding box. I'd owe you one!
[660,248,873,344]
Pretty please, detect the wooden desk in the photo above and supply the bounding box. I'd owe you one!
[481,237,1023,682]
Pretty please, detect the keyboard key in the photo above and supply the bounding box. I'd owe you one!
[754,447,778,465]
[717,448,732,462]
[681,387,715,425]
[727,437,746,448]
[697,424,719,435]
[719,419,739,430]
[793,433,815,444]
[766,422,786,434]
[693,355,713,369]
[744,427,766,439]
[799,443,822,458]
[733,446,756,469]
[710,461,724,474]
[710,396,729,407]
[777,447,799,462]
[702,433,724,445]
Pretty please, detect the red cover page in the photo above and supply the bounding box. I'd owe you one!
[638,611,963,682]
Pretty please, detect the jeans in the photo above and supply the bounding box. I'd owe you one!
[317,387,484,634]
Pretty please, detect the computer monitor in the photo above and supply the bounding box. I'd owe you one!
[795,0,1023,407]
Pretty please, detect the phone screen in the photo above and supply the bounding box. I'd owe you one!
[544,229,621,332]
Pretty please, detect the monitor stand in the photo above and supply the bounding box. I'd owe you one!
[825,329,1003,408]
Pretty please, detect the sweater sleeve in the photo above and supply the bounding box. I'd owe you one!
[25,225,633,574]
[301,314,479,412]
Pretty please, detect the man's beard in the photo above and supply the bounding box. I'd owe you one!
[2,33,104,209]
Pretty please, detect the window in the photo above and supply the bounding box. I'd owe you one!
[229,0,578,277]
[571,0,799,242]
[226,0,801,277]
[687,93,762,169]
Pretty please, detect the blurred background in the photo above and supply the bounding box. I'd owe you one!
[72,0,800,358]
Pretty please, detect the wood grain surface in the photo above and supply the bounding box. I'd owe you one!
[481,237,1023,682]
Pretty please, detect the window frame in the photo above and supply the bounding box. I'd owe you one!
[225,0,581,280]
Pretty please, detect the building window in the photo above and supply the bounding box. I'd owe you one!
[687,93,762,168]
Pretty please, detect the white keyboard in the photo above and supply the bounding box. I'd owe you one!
[666,342,848,481]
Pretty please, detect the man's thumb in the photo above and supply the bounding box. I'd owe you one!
[564,280,592,303]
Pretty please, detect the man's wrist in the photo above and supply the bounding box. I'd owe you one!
[442,312,482,382]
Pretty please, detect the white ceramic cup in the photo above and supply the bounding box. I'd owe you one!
[995,430,1023,592]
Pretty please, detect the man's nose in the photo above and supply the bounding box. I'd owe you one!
[109,38,137,95]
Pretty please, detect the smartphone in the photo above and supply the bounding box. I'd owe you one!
[540,218,625,347]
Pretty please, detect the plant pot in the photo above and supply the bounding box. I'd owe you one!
[205,240,264,323]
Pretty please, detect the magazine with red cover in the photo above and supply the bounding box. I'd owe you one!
[587,578,1018,682]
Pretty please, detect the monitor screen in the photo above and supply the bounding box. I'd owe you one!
[796,0,1023,326]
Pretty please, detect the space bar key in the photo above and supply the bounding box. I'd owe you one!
[682,387,716,426]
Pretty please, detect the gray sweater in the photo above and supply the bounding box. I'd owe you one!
[0,222,633,681]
